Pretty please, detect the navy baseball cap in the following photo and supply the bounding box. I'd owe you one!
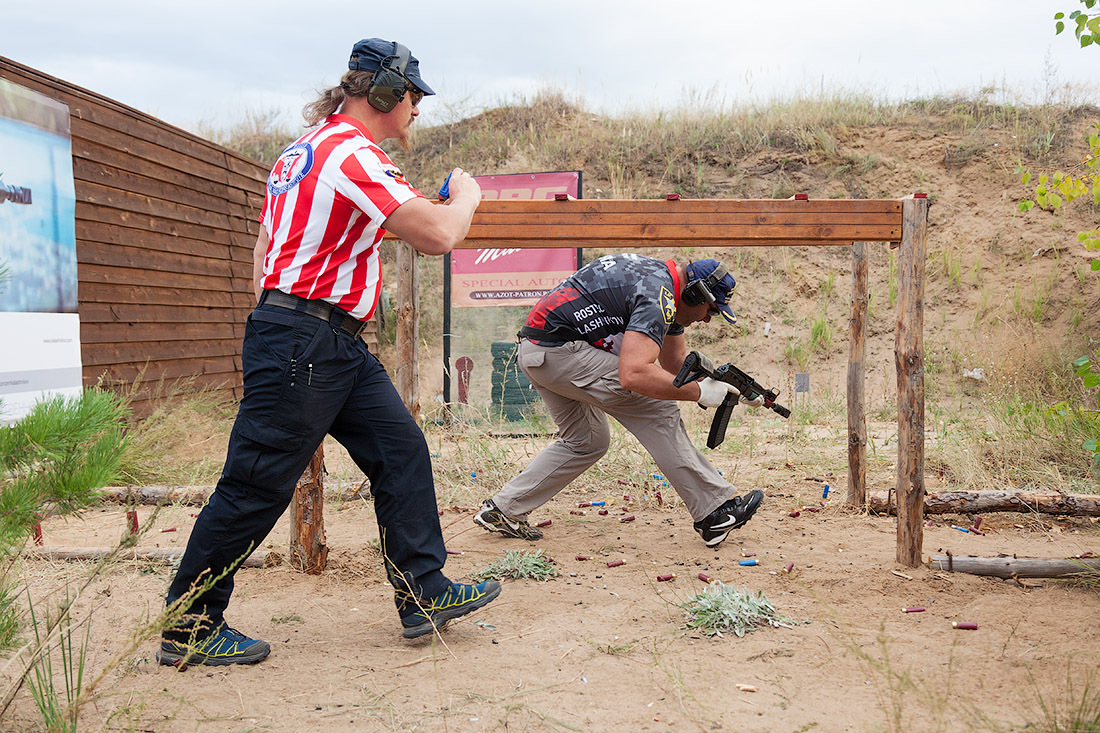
[687,259,737,324]
[348,38,435,96]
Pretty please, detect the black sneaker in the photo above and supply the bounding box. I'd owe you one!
[399,580,502,639]
[473,499,543,540]
[694,490,765,548]
[157,624,271,667]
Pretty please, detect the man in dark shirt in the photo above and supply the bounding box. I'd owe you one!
[474,253,765,548]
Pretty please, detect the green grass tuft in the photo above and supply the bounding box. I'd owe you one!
[473,549,558,582]
[681,582,795,638]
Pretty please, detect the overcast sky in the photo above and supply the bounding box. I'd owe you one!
[1,1,1096,135]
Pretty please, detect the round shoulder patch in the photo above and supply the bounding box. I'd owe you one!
[660,286,675,325]
[267,142,314,196]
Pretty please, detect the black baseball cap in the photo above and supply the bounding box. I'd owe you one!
[348,38,435,96]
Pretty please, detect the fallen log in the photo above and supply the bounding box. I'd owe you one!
[929,554,1100,578]
[100,485,213,505]
[100,482,371,506]
[26,546,277,568]
[869,489,1100,517]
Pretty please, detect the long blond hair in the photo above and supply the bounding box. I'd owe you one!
[302,70,375,127]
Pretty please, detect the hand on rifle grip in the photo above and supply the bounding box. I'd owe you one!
[697,378,733,408]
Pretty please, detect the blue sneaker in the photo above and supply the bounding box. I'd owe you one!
[399,580,502,639]
[157,625,271,667]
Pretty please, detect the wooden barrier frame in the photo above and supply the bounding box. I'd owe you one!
[396,195,930,567]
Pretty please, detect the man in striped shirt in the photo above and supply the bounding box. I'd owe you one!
[159,38,498,667]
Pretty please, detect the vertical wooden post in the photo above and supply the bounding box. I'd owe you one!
[396,242,421,420]
[290,445,328,574]
[895,196,929,567]
[847,241,868,508]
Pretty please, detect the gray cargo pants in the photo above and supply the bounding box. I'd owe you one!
[490,339,735,522]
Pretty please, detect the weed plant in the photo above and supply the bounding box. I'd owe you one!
[681,582,794,638]
[473,550,557,582]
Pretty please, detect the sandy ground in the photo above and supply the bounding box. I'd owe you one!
[6,422,1099,733]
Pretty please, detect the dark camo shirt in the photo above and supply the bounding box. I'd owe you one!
[523,253,684,354]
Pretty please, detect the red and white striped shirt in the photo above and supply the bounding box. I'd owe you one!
[258,114,423,320]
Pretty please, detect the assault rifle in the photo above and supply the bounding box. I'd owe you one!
[673,350,791,448]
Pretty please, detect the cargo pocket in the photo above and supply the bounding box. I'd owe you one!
[227,415,309,495]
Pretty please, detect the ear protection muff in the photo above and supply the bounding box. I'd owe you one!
[681,261,729,306]
[364,42,412,113]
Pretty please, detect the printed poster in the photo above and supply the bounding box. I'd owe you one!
[0,78,81,422]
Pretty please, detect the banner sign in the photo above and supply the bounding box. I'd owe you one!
[449,171,580,307]
[0,78,81,422]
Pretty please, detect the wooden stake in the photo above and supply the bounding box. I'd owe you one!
[396,241,421,420]
[290,445,328,574]
[848,240,868,508]
[895,196,929,567]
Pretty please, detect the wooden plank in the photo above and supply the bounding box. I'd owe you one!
[79,180,233,231]
[226,153,270,184]
[78,263,235,292]
[72,156,233,215]
[473,199,903,215]
[79,302,243,325]
[471,212,905,226]
[71,117,232,186]
[895,197,929,567]
[91,369,240,395]
[73,137,230,199]
[78,282,238,309]
[92,356,240,383]
[929,555,1100,579]
[463,224,901,241]
[77,220,234,262]
[78,241,235,278]
[77,202,235,244]
[80,321,243,345]
[81,339,241,367]
[847,242,868,508]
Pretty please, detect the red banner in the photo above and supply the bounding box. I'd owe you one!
[450,171,580,307]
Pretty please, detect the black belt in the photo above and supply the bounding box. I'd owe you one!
[517,326,566,346]
[260,289,370,340]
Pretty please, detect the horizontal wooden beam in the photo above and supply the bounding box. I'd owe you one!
[388,198,905,248]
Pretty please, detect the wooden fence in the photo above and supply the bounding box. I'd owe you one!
[0,56,378,415]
